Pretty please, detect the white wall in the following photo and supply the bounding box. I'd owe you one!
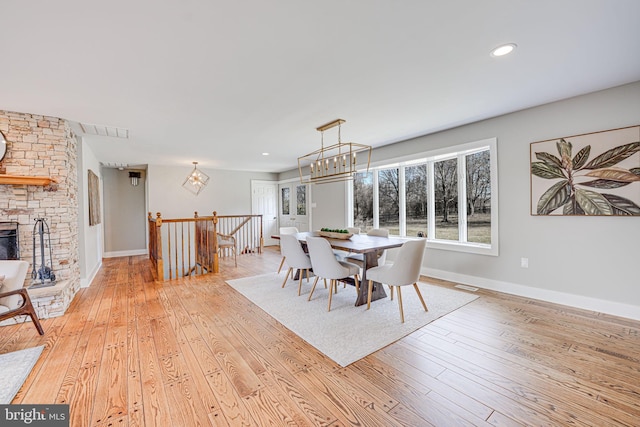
[296,81,640,319]
[78,138,103,288]
[147,165,277,218]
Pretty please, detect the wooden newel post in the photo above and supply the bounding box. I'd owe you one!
[212,211,219,273]
[155,212,164,281]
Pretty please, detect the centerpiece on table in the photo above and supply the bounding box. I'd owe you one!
[317,228,354,240]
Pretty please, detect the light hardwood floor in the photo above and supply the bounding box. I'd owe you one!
[2,248,639,426]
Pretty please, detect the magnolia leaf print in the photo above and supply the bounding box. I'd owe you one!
[575,188,614,215]
[531,126,640,215]
[583,142,640,169]
[537,180,571,215]
[602,193,640,215]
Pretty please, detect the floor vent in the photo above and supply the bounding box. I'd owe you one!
[454,284,479,292]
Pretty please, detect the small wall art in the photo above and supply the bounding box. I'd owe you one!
[530,125,640,216]
[88,169,101,225]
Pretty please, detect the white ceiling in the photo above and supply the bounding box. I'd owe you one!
[2,1,639,173]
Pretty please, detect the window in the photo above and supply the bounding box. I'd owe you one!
[378,168,399,234]
[434,157,458,241]
[405,164,427,237]
[281,187,290,215]
[353,171,373,232]
[296,184,306,215]
[349,138,498,256]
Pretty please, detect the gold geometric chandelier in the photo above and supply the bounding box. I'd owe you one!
[182,161,210,195]
[298,119,372,184]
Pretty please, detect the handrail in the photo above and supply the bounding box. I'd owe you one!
[148,211,263,281]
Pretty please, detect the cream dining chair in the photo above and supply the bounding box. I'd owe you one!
[346,228,389,267]
[277,226,299,273]
[365,239,427,323]
[305,236,360,312]
[279,234,313,296]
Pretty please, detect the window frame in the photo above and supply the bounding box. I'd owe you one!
[348,137,499,256]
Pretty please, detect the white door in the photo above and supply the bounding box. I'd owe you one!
[278,183,310,232]
[251,181,279,246]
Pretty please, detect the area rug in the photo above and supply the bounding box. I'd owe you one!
[0,345,44,403]
[226,272,478,366]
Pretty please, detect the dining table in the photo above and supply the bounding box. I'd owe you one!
[276,231,410,306]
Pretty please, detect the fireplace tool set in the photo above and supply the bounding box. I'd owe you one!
[32,217,56,288]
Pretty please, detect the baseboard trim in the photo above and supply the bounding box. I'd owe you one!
[81,259,103,288]
[423,267,640,321]
[103,249,148,258]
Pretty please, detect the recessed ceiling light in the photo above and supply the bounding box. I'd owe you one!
[262,152,270,156]
[490,43,517,57]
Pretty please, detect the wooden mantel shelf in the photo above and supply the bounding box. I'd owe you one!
[0,174,57,186]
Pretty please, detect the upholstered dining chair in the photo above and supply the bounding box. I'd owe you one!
[277,226,299,273]
[306,236,360,312]
[0,260,45,335]
[332,227,361,261]
[346,227,389,267]
[365,239,427,323]
[279,234,313,296]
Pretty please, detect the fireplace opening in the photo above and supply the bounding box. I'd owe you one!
[0,222,20,260]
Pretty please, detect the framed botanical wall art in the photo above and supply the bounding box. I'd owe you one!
[88,169,101,225]
[530,125,640,216]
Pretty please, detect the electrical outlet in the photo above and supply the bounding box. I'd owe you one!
[521,257,529,268]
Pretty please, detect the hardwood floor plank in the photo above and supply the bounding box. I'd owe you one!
[204,370,256,426]
[1,250,638,426]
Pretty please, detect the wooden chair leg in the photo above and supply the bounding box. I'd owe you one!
[354,275,359,293]
[328,280,335,311]
[413,283,428,312]
[389,286,394,300]
[281,268,292,288]
[277,256,286,273]
[396,286,405,323]
[26,302,45,335]
[367,280,374,309]
[298,270,304,295]
[323,278,328,289]
[308,276,320,301]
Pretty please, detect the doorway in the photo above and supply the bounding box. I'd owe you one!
[251,180,279,246]
[278,182,310,232]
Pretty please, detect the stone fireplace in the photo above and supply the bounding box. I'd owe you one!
[0,110,80,324]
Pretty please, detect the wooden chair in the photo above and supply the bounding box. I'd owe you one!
[365,239,427,323]
[0,260,44,335]
[277,226,299,273]
[217,233,237,267]
[279,234,313,295]
[306,236,360,312]
[346,228,389,266]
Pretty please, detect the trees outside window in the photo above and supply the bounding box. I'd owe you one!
[378,168,399,234]
[353,171,373,232]
[405,164,427,237]
[434,158,458,241]
[350,138,497,255]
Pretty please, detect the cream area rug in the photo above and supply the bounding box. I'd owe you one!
[0,345,44,403]
[226,273,478,366]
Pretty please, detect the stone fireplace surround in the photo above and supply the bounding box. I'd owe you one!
[0,110,80,325]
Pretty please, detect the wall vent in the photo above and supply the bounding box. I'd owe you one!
[79,122,129,139]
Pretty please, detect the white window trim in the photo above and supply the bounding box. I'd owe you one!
[349,137,499,257]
